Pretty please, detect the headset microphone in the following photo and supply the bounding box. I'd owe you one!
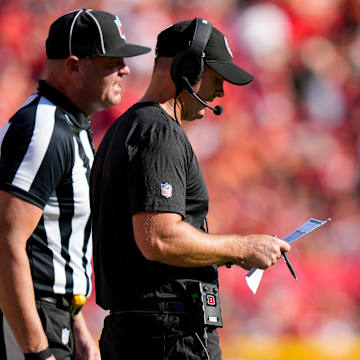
[180,76,223,116]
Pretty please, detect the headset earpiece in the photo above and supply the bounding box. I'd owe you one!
[171,18,212,92]
[171,48,204,88]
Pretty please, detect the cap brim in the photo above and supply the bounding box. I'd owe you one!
[101,43,151,58]
[206,61,254,85]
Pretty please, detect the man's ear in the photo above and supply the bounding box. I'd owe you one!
[65,56,82,76]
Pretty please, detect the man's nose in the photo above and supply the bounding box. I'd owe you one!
[119,64,131,76]
[216,86,224,98]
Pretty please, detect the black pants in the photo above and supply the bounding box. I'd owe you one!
[99,312,222,360]
[0,299,74,360]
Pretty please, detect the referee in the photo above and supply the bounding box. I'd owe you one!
[0,9,150,360]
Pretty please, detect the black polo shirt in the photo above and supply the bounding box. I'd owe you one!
[91,102,218,310]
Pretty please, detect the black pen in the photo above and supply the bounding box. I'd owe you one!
[273,234,297,280]
[282,252,298,280]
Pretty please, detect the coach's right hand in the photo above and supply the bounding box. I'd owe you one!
[232,234,291,270]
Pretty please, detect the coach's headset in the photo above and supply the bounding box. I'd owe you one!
[170,18,223,116]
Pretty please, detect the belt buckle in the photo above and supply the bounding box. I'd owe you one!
[69,294,86,317]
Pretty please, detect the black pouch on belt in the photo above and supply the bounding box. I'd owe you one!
[187,281,223,329]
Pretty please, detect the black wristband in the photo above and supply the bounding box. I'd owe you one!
[24,348,52,360]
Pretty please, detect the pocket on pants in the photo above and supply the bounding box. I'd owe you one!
[99,314,207,360]
[37,302,74,359]
[99,322,164,359]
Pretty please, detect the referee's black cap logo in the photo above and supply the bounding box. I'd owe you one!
[156,19,254,86]
[46,9,151,59]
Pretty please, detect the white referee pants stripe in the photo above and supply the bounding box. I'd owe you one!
[2,316,24,360]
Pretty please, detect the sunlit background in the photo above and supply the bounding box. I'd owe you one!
[1,0,360,359]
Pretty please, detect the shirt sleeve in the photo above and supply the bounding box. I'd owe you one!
[0,105,72,209]
[127,128,188,217]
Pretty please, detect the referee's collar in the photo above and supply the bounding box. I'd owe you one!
[37,80,90,130]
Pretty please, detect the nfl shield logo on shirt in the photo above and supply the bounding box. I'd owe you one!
[62,328,70,345]
[161,183,172,198]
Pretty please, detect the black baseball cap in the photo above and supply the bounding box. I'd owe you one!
[46,9,151,59]
[156,19,254,86]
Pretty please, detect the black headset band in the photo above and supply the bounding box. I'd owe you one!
[191,18,212,58]
[171,18,213,90]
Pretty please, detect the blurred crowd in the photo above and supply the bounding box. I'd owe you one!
[1,0,360,349]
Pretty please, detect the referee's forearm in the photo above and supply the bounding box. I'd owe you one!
[0,242,49,353]
[0,190,49,353]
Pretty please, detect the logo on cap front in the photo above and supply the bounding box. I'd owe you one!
[224,36,233,58]
[114,17,126,40]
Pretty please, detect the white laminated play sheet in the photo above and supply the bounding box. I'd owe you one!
[245,218,331,294]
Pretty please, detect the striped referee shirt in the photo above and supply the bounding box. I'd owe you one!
[0,80,94,297]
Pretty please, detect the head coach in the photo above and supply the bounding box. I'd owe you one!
[90,18,291,359]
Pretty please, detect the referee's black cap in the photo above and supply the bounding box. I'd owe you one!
[46,9,151,59]
[156,19,254,86]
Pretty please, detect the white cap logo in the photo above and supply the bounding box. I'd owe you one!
[114,17,126,40]
[224,36,233,58]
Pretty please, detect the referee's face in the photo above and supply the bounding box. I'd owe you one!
[80,56,130,114]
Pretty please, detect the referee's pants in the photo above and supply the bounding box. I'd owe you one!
[0,299,74,359]
[99,311,223,360]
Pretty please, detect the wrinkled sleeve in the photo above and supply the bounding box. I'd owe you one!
[127,128,187,217]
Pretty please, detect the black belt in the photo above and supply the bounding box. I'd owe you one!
[36,295,71,312]
[110,301,188,315]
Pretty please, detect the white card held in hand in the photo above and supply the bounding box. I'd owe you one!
[245,268,264,294]
[245,218,331,294]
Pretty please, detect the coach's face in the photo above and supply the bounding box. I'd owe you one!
[80,56,130,114]
[180,65,224,122]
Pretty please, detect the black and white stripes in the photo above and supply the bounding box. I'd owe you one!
[0,86,94,297]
